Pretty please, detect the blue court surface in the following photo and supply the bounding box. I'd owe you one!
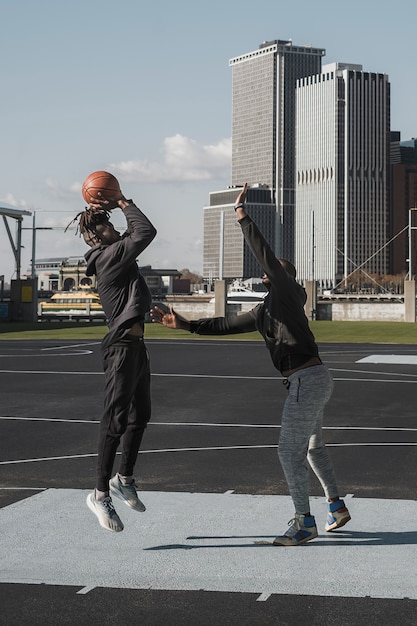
[0,338,416,625]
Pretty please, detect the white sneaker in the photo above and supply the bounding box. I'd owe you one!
[86,491,124,532]
[109,474,146,512]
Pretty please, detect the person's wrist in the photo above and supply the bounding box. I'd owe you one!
[234,202,245,211]
[118,197,132,209]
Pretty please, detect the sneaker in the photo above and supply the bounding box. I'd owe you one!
[86,491,124,532]
[325,499,351,532]
[273,514,318,546]
[109,474,146,512]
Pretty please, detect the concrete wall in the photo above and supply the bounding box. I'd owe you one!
[163,297,408,322]
[317,301,405,322]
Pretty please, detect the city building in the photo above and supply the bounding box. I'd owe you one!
[229,39,325,261]
[203,39,326,280]
[390,134,417,276]
[203,186,275,280]
[295,63,390,288]
[26,257,183,295]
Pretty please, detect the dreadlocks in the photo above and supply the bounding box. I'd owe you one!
[65,206,112,238]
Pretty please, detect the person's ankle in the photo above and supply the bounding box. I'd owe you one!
[118,474,134,486]
[95,489,109,501]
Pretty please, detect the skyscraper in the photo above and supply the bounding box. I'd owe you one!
[204,186,275,280]
[203,39,325,280]
[295,63,390,288]
[390,134,417,276]
[230,40,325,260]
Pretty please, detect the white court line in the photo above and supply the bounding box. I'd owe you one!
[358,355,417,364]
[333,367,417,378]
[1,367,417,383]
[0,370,102,375]
[1,442,416,466]
[256,593,271,602]
[0,352,93,358]
[76,586,96,595]
[0,487,47,491]
[1,416,417,432]
[41,342,100,351]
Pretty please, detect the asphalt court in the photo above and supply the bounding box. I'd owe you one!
[1,337,416,625]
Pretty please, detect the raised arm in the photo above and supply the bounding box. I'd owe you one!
[234,183,289,285]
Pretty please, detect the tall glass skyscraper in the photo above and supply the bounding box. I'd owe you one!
[295,63,390,288]
[229,40,325,260]
[203,39,325,279]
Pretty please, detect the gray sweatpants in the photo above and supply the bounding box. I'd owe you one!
[278,364,339,514]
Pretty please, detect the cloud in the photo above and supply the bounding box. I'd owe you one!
[0,193,28,208]
[110,134,231,183]
[45,178,82,197]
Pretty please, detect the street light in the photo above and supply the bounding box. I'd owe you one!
[23,212,53,283]
[22,212,53,321]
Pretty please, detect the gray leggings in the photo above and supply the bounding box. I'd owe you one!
[278,364,339,514]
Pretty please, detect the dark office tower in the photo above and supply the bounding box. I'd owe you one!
[229,40,325,261]
[390,134,417,276]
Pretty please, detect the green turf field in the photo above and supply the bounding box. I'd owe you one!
[0,319,416,343]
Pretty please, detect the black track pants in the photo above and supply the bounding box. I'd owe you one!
[96,337,151,492]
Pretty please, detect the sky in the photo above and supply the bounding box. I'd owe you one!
[1,0,416,284]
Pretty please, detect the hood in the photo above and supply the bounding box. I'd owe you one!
[84,245,106,276]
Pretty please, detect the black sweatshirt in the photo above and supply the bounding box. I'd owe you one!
[189,215,319,373]
[84,202,157,348]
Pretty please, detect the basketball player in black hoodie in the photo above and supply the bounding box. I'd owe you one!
[69,187,156,532]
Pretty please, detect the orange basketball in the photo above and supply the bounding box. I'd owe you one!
[81,171,121,204]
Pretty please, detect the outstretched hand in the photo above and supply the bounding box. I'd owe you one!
[150,305,181,329]
[235,182,248,207]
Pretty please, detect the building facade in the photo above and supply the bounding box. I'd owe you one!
[390,135,417,276]
[28,257,182,295]
[229,39,325,261]
[295,63,391,288]
[203,186,275,280]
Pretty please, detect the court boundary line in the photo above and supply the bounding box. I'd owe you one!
[1,416,416,432]
[1,441,416,467]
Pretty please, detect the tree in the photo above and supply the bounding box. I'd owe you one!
[179,268,203,284]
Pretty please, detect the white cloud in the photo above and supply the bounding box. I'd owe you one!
[44,178,82,197]
[0,193,28,208]
[110,134,231,183]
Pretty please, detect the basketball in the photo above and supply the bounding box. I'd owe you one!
[81,171,121,204]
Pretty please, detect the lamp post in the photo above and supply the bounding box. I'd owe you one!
[22,212,53,320]
[23,212,53,283]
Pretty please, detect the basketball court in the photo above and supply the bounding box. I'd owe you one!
[0,338,416,624]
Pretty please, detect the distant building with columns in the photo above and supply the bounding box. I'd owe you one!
[26,257,183,295]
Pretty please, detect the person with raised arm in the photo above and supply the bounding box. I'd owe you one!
[151,183,350,546]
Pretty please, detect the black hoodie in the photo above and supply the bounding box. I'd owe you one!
[84,202,157,348]
[189,215,319,373]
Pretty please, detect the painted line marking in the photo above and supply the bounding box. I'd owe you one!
[1,368,417,383]
[0,351,93,358]
[256,593,271,602]
[76,586,96,595]
[1,442,416,466]
[333,367,417,378]
[357,355,417,364]
[1,416,417,432]
[42,342,100,351]
[0,370,102,375]
[0,487,47,491]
